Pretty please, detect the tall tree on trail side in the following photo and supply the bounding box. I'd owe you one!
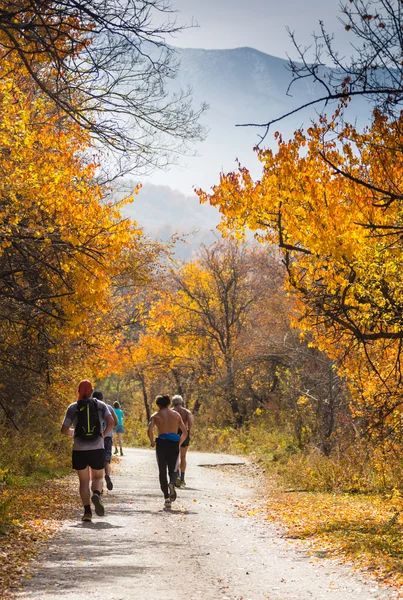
[0,0,206,175]
[0,56,163,433]
[197,1,403,443]
[197,108,403,440]
[167,241,283,426]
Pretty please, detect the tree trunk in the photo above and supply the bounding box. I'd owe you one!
[171,368,185,399]
[137,371,150,422]
[321,364,336,457]
[192,394,202,414]
[225,355,242,426]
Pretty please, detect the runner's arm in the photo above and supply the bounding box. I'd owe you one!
[61,424,74,437]
[147,416,156,447]
[187,410,194,433]
[104,412,114,437]
[110,408,119,427]
[61,405,75,437]
[178,415,187,446]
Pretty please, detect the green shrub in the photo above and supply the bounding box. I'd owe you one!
[192,412,403,494]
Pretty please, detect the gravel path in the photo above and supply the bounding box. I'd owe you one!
[17,448,394,600]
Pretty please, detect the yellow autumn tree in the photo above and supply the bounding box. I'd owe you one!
[0,54,165,473]
[198,108,403,440]
[122,240,288,425]
[119,293,211,421]
[0,1,205,172]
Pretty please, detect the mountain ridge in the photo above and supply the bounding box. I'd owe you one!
[121,45,368,254]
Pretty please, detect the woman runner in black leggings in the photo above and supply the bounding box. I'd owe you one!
[147,394,187,509]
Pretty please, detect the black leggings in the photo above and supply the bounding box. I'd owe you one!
[156,438,179,498]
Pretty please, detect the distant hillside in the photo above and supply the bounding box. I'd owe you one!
[148,46,367,192]
[120,182,219,259]
[123,46,369,243]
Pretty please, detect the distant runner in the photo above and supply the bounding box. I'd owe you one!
[61,380,114,522]
[113,401,125,456]
[148,394,187,509]
[93,390,118,491]
[172,394,193,487]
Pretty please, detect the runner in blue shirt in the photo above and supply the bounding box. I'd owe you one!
[113,401,125,456]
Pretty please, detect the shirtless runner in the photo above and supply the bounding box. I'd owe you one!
[148,394,187,509]
[172,394,193,487]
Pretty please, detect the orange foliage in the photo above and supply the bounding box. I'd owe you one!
[197,108,403,437]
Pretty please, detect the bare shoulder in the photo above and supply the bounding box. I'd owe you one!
[150,411,158,419]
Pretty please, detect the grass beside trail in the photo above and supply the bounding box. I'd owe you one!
[0,454,123,598]
[0,470,77,598]
[191,423,403,594]
[263,480,403,593]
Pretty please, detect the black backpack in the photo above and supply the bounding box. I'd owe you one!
[74,398,102,441]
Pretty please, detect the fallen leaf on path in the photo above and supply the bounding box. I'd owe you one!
[0,474,77,598]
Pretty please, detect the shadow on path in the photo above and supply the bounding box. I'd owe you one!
[25,522,188,596]
[70,521,124,530]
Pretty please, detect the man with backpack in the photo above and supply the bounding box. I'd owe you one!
[61,379,114,522]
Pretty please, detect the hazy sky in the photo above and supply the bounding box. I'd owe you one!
[171,0,350,60]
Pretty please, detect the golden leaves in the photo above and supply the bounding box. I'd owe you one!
[0,53,160,384]
[0,475,78,598]
[198,103,403,430]
[265,486,403,590]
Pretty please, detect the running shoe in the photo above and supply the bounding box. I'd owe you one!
[91,492,105,516]
[105,474,113,490]
[175,477,182,488]
[168,482,177,502]
[164,498,172,509]
[82,512,92,522]
[181,480,186,487]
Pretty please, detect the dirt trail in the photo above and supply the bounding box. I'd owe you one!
[17,448,394,600]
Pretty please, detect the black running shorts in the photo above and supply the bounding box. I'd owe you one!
[181,434,191,448]
[178,429,191,448]
[72,449,105,471]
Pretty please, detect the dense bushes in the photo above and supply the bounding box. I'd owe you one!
[191,411,403,494]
